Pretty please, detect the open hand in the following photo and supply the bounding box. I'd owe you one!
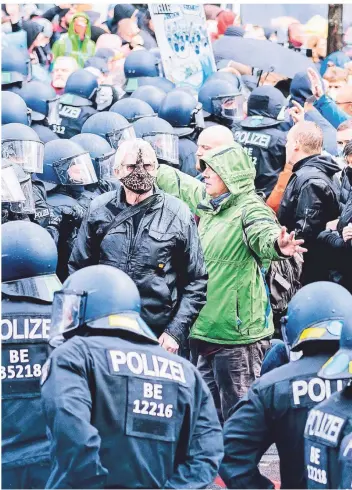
[158,332,179,354]
[277,226,307,256]
[307,68,324,99]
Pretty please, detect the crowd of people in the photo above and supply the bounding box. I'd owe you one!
[1,3,352,490]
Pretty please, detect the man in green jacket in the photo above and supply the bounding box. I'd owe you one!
[52,12,95,69]
[157,142,306,422]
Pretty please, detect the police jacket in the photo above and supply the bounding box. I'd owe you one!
[1,295,51,471]
[219,352,348,489]
[179,137,198,177]
[69,187,208,345]
[339,166,352,211]
[32,178,61,244]
[233,120,287,198]
[47,188,85,282]
[49,101,97,139]
[304,385,352,489]
[41,330,224,489]
[278,154,340,284]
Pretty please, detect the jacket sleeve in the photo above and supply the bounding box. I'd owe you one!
[68,210,99,274]
[293,180,337,244]
[164,376,224,489]
[220,383,274,489]
[51,38,64,62]
[41,340,108,489]
[165,214,208,346]
[157,164,206,216]
[242,199,284,263]
[313,94,350,129]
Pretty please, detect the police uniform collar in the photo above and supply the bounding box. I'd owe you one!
[241,115,281,129]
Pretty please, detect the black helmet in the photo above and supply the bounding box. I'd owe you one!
[158,89,204,136]
[2,221,61,302]
[133,116,179,167]
[198,78,244,123]
[1,91,31,126]
[1,47,30,88]
[136,76,175,93]
[60,69,98,106]
[124,50,158,93]
[110,98,155,122]
[131,85,166,113]
[82,112,136,149]
[242,86,287,129]
[50,264,157,345]
[39,139,98,190]
[281,282,350,352]
[31,124,60,144]
[18,81,57,121]
[2,123,44,173]
[71,133,116,180]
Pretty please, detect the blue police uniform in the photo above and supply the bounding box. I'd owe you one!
[340,431,352,489]
[220,353,348,489]
[2,297,51,489]
[41,329,224,489]
[304,386,352,489]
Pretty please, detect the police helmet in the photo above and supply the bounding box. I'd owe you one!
[82,112,136,150]
[50,264,157,344]
[206,71,243,92]
[158,89,204,137]
[61,69,98,107]
[133,116,179,167]
[130,85,166,113]
[124,50,158,93]
[149,47,164,76]
[19,81,57,121]
[242,85,287,129]
[281,282,350,352]
[2,221,61,302]
[71,133,116,180]
[31,124,59,143]
[6,162,36,215]
[39,139,98,190]
[137,76,175,93]
[318,288,352,380]
[198,78,244,123]
[1,160,26,205]
[2,123,44,173]
[110,98,155,122]
[1,91,30,125]
[1,47,30,87]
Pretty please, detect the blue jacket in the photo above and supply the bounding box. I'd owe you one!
[314,94,350,130]
[41,330,224,489]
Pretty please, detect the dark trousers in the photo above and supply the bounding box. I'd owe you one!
[194,340,270,423]
[2,460,51,489]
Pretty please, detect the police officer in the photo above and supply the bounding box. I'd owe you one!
[304,294,352,489]
[133,116,179,168]
[49,69,98,138]
[131,84,166,113]
[232,85,288,199]
[38,139,94,281]
[124,49,159,94]
[136,75,175,93]
[159,89,204,176]
[2,91,30,125]
[71,132,119,196]
[19,80,57,127]
[1,123,61,241]
[2,221,62,490]
[198,76,245,129]
[1,47,30,92]
[219,281,350,489]
[110,97,155,122]
[81,111,136,149]
[1,160,35,224]
[41,264,223,488]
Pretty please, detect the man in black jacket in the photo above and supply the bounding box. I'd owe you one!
[278,121,340,285]
[69,139,207,355]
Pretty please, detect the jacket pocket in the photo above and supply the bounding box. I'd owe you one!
[141,228,175,267]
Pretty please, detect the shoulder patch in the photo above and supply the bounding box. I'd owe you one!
[40,358,51,386]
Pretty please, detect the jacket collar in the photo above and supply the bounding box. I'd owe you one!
[107,185,163,215]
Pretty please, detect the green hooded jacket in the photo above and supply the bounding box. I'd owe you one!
[157,143,285,344]
[52,12,95,68]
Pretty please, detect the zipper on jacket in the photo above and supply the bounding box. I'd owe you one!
[302,208,309,233]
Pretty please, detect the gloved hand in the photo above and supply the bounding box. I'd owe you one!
[56,204,85,227]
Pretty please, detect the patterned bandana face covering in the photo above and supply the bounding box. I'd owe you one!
[119,148,156,195]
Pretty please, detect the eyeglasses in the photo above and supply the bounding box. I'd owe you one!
[336,101,352,105]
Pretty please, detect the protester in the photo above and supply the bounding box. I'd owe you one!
[69,139,208,354]
[51,55,79,95]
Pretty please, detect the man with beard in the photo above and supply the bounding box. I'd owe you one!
[51,56,78,96]
[69,139,207,356]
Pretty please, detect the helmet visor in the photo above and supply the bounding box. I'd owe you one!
[107,126,136,150]
[51,290,88,341]
[2,274,61,302]
[212,94,245,122]
[10,175,36,214]
[2,140,44,173]
[95,151,116,180]
[143,133,179,166]
[193,103,205,129]
[53,152,98,185]
[1,165,26,203]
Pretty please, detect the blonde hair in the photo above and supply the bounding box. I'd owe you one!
[114,138,158,169]
[291,121,323,154]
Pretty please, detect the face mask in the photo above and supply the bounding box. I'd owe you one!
[120,165,155,195]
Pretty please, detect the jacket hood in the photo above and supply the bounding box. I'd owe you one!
[68,12,92,40]
[22,20,44,48]
[200,143,255,197]
[247,85,286,121]
[320,51,350,76]
[297,153,341,177]
[290,71,313,106]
